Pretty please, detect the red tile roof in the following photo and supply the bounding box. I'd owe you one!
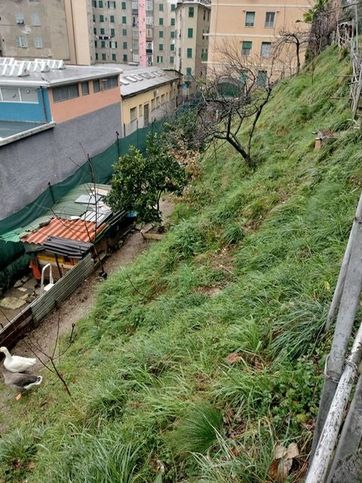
[21,218,101,245]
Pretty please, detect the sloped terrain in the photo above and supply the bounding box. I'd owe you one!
[1,47,361,482]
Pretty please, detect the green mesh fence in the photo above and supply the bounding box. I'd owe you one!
[0,121,162,290]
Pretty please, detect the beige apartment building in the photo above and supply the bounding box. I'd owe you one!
[0,0,94,65]
[175,0,211,94]
[207,0,311,81]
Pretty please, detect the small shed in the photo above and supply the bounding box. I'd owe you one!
[20,184,135,281]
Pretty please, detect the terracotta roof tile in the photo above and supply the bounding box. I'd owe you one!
[21,218,100,245]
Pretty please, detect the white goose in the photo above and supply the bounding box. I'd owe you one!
[0,347,37,373]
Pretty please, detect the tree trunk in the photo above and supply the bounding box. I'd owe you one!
[226,135,256,168]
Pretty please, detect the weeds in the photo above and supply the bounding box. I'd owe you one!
[0,46,359,481]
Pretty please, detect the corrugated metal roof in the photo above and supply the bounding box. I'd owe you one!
[119,66,180,97]
[21,218,101,245]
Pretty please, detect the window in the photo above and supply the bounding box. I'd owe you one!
[16,36,28,48]
[111,40,117,48]
[94,27,97,34]
[170,56,174,63]
[159,43,163,51]
[261,42,271,58]
[245,11,255,27]
[159,3,163,11]
[112,53,117,61]
[100,27,105,34]
[159,31,163,38]
[123,54,128,61]
[156,55,163,63]
[151,98,155,110]
[53,83,79,102]
[122,16,127,23]
[93,1,96,7]
[111,28,115,36]
[156,96,160,107]
[19,87,38,102]
[189,7,194,17]
[171,31,175,38]
[99,0,103,7]
[34,37,43,48]
[188,28,193,38]
[96,53,99,60]
[101,40,106,48]
[93,79,101,92]
[171,4,176,11]
[265,12,275,28]
[108,1,116,8]
[187,48,192,58]
[0,87,37,103]
[93,14,96,22]
[110,15,115,23]
[102,76,118,89]
[31,12,41,26]
[123,41,127,49]
[122,28,127,35]
[130,107,137,122]
[100,14,104,22]
[186,67,192,76]
[81,81,89,95]
[171,18,175,26]
[94,40,98,47]
[159,18,163,25]
[15,13,25,24]
[241,40,252,56]
[170,44,174,51]
[122,1,126,8]
[1,87,20,102]
[257,70,267,86]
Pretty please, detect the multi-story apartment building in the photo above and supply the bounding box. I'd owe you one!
[91,0,178,68]
[207,0,311,80]
[175,0,211,94]
[0,0,95,65]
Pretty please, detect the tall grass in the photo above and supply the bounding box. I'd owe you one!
[0,46,360,481]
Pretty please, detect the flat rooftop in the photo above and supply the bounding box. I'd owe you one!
[0,58,123,88]
[0,120,55,147]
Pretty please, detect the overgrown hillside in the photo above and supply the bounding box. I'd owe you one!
[1,46,361,482]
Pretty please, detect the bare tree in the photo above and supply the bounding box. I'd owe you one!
[195,42,273,169]
[23,305,75,398]
[274,29,311,75]
[304,0,339,59]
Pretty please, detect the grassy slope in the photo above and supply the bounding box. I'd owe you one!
[1,46,362,482]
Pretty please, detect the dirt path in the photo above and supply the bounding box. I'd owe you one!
[14,197,174,363]
[0,198,174,430]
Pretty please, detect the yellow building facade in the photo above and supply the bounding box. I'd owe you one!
[119,66,180,136]
[207,0,312,80]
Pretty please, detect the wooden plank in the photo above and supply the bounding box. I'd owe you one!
[312,219,362,453]
[306,322,362,483]
[325,193,362,331]
[327,374,362,482]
